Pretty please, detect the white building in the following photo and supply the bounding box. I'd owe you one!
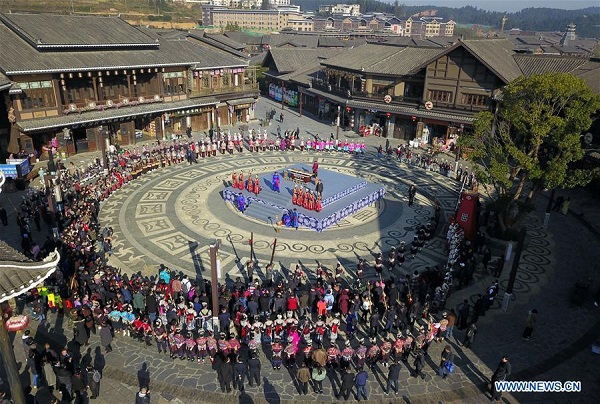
[210,0,232,7]
[331,4,360,16]
[269,0,290,7]
[318,4,360,16]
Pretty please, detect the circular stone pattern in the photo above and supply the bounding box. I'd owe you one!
[100,153,460,278]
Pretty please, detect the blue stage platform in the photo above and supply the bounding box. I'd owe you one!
[223,165,385,232]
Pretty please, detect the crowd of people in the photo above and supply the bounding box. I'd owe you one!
[3,124,501,404]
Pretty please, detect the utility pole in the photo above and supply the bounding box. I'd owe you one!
[281,82,285,110]
[335,105,341,140]
[0,306,26,404]
[249,232,254,264]
[209,239,221,331]
[502,227,527,311]
[269,238,277,268]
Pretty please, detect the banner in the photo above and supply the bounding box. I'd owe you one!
[456,191,478,240]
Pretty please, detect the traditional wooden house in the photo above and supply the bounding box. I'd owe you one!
[0,13,258,159]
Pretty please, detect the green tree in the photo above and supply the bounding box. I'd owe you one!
[459,72,600,230]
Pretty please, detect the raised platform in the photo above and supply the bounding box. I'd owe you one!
[223,165,385,231]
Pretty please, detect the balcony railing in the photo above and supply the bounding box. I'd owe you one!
[62,94,163,115]
[190,82,259,98]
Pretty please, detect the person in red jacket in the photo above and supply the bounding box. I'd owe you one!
[287,294,299,318]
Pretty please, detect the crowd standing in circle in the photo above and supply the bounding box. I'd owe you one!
[4,123,509,404]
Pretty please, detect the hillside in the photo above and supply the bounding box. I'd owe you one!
[298,0,600,38]
[0,0,201,29]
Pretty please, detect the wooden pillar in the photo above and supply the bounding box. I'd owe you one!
[91,77,99,102]
[126,74,132,98]
[0,305,26,404]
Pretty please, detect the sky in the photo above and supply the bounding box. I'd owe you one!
[395,1,600,12]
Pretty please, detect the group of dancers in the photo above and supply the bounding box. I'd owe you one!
[292,184,322,212]
[232,171,262,196]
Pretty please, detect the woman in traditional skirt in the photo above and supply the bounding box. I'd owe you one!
[292,184,298,205]
[308,192,315,211]
[315,195,322,212]
[249,138,254,152]
[200,143,206,158]
[300,138,305,151]
[232,172,237,189]
[195,330,208,364]
[238,172,244,190]
[247,177,254,194]
[253,175,261,195]
[206,331,217,364]
[319,139,325,151]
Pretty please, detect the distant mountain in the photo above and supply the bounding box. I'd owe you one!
[297,1,600,38]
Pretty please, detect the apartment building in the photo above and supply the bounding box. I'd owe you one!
[212,9,300,31]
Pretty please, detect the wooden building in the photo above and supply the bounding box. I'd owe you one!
[0,13,259,159]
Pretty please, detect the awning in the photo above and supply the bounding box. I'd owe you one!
[16,97,219,133]
[0,241,60,303]
[226,97,257,107]
[305,87,348,105]
[347,99,475,125]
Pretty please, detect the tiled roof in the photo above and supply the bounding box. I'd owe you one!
[205,33,247,51]
[0,241,59,304]
[0,20,248,74]
[514,55,589,76]
[224,31,263,46]
[266,48,343,74]
[268,34,319,49]
[317,36,346,48]
[322,43,445,75]
[571,59,600,94]
[16,97,219,133]
[0,72,10,90]
[368,36,451,48]
[460,39,522,83]
[0,13,157,48]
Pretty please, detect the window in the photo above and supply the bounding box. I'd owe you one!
[18,81,55,110]
[163,72,185,95]
[461,93,489,107]
[428,90,452,103]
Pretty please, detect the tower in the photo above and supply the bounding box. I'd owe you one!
[501,15,508,33]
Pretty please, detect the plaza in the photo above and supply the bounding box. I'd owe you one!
[0,97,598,404]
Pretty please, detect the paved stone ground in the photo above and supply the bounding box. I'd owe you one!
[1,97,600,403]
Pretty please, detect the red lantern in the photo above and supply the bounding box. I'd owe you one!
[412,116,417,121]
[4,315,30,332]
[386,112,391,117]
[346,107,351,112]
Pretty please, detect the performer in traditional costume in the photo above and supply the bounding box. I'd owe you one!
[236,193,247,213]
[315,195,322,212]
[232,172,237,188]
[272,171,280,192]
[291,208,299,229]
[247,176,254,193]
[292,184,298,205]
[195,330,207,363]
[252,175,260,195]
[238,172,244,190]
[303,190,310,210]
[308,192,315,211]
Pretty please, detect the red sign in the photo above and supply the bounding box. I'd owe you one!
[455,192,478,240]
